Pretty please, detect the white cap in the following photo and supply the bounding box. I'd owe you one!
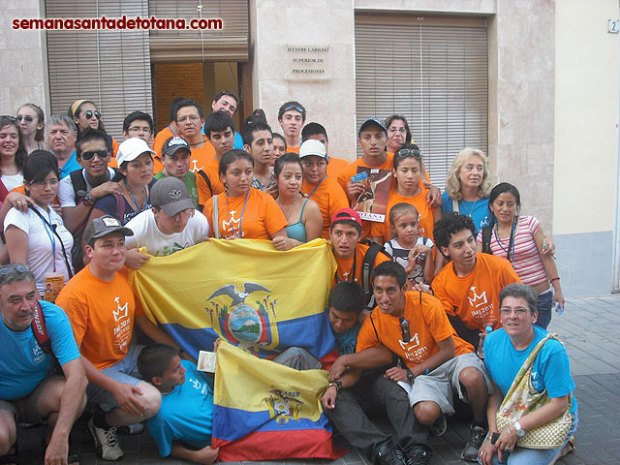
[298,139,328,160]
[116,138,156,166]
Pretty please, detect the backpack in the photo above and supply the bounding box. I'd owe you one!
[31,301,51,354]
[481,225,493,255]
[360,239,391,308]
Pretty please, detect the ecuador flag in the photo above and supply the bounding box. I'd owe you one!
[212,341,341,461]
[130,238,337,360]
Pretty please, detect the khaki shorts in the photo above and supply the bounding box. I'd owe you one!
[408,352,492,415]
[0,375,63,425]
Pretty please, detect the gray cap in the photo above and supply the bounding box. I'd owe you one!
[150,177,195,216]
[162,136,191,157]
[83,215,134,245]
[358,117,387,137]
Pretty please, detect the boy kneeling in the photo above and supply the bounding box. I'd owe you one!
[137,344,219,464]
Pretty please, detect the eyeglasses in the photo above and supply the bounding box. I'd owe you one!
[84,110,101,120]
[388,127,407,134]
[397,148,422,159]
[400,317,411,343]
[499,306,529,315]
[176,115,201,124]
[81,150,110,161]
[282,103,305,114]
[29,178,59,188]
[127,126,151,134]
[16,115,34,123]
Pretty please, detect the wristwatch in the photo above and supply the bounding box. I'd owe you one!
[513,421,526,438]
[406,369,415,383]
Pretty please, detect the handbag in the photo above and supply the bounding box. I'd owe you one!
[496,333,572,449]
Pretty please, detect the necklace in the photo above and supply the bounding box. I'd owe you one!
[277,194,302,222]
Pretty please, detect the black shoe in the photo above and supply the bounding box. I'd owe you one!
[374,443,406,465]
[404,446,431,465]
[461,425,487,462]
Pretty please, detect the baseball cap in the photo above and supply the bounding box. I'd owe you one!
[331,208,362,228]
[150,177,195,216]
[116,138,156,166]
[83,215,134,245]
[298,140,329,161]
[162,137,191,157]
[358,117,387,137]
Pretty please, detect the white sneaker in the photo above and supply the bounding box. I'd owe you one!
[88,418,124,461]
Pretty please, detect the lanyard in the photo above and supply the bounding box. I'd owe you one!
[334,253,357,284]
[306,177,325,200]
[225,190,250,238]
[126,181,149,213]
[493,217,517,262]
[37,207,57,272]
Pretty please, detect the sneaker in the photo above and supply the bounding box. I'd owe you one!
[430,414,447,437]
[88,418,124,461]
[461,425,486,462]
[374,443,406,465]
[404,446,431,465]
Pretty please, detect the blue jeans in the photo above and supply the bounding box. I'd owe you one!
[479,410,579,465]
[535,289,553,329]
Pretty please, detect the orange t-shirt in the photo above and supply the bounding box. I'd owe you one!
[301,177,348,239]
[431,253,521,331]
[203,188,287,240]
[56,267,144,370]
[287,145,300,154]
[370,188,435,243]
[337,153,395,239]
[333,243,391,286]
[152,126,176,173]
[195,161,226,208]
[326,156,350,180]
[357,291,473,369]
[188,139,216,173]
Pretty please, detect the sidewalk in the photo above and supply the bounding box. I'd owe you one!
[17,295,620,465]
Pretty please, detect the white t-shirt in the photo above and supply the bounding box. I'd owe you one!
[1,173,24,192]
[4,205,74,292]
[58,167,117,208]
[125,209,210,256]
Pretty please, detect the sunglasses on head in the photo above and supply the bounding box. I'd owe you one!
[0,115,18,123]
[84,110,101,120]
[16,115,34,123]
[283,103,305,114]
[81,149,109,161]
[397,148,422,159]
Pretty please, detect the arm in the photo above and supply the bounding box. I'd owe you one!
[303,200,323,241]
[45,358,88,465]
[426,186,442,208]
[478,386,503,465]
[384,336,455,382]
[533,226,565,307]
[135,315,181,348]
[0,193,33,232]
[328,345,394,381]
[5,225,29,264]
[321,369,362,410]
[270,228,290,250]
[171,443,219,465]
[124,248,151,269]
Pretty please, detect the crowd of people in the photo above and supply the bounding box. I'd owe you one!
[0,91,575,465]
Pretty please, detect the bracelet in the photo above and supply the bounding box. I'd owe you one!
[83,192,95,207]
[550,277,560,283]
[328,380,343,392]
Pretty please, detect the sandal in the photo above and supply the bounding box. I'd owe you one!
[559,437,576,458]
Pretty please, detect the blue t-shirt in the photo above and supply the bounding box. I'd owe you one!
[60,151,82,180]
[440,191,492,234]
[146,360,214,457]
[334,323,360,355]
[484,326,578,414]
[0,300,80,400]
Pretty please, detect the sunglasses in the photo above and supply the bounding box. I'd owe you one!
[282,103,305,114]
[16,115,34,123]
[0,263,31,283]
[0,115,18,123]
[84,110,102,120]
[400,317,411,343]
[397,148,422,159]
[81,149,109,161]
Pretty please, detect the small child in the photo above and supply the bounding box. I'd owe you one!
[137,344,219,465]
[383,202,438,285]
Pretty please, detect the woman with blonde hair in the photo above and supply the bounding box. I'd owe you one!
[16,103,46,154]
[441,148,492,234]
